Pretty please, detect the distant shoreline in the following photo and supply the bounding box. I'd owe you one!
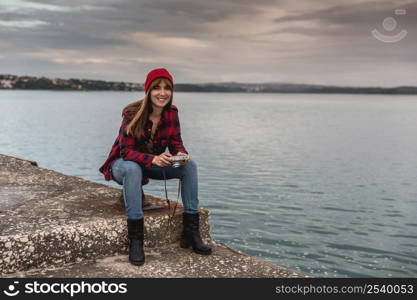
[1,74,417,95]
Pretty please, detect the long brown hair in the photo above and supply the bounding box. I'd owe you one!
[122,78,173,139]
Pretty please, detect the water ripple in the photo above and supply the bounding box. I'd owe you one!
[327,243,395,256]
[321,206,362,213]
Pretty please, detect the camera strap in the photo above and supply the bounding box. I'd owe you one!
[162,168,180,222]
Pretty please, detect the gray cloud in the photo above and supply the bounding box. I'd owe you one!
[0,0,415,86]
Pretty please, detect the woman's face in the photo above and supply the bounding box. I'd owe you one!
[149,80,172,110]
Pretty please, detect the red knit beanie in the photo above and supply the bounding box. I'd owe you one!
[144,68,174,94]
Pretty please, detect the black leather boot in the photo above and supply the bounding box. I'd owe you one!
[127,218,145,265]
[180,212,212,255]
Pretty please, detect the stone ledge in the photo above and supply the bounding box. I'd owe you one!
[0,154,209,274]
[0,211,210,274]
[0,153,307,278]
[4,242,306,278]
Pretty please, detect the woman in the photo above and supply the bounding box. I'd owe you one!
[99,68,212,266]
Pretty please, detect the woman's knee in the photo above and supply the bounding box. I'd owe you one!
[184,159,197,172]
[121,160,143,177]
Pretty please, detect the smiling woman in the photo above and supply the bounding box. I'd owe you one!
[98,68,212,266]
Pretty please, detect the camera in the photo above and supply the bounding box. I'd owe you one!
[170,155,187,168]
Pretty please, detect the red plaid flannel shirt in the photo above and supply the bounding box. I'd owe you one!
[99,105,188,183]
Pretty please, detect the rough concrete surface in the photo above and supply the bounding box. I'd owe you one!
[5,243,304,278]
[0,153,307,278]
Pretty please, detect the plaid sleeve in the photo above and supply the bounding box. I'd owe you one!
[168,110,188,155]
[118,117,155,168]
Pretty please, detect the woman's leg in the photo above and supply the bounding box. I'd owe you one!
[143,159,211,255]
[111,158,143,219]
[143,159,199,214]
[111,158,145,265]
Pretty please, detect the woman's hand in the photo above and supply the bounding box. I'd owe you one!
[176,152,190,164]
[152,153,172,167]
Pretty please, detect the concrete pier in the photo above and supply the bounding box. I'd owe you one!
[0,153,306,278]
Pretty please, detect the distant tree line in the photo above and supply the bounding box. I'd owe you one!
[1,74,416,94]
[0,74,142,91]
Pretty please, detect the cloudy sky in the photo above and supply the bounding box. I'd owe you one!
[0,0,415,87]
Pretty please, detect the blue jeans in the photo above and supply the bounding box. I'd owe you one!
[111,157,199,219]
